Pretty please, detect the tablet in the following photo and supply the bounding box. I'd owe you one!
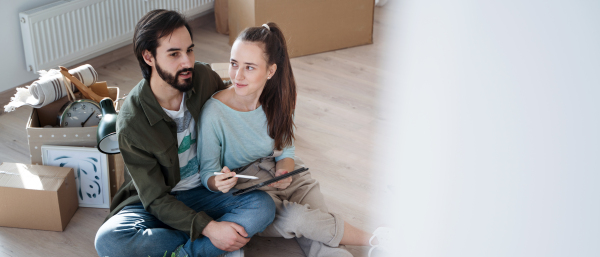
[232,167,309,196]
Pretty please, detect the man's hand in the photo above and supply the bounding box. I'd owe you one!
[202,220,250,251]
[268,169,292,189]
[212,166,238,193]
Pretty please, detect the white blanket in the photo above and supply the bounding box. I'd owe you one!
[4,64,98,112]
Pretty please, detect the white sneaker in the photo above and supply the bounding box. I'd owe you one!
[218,248,244,257]
[368,227,396,257]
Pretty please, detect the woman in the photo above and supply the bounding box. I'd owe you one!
[198,22,391,256]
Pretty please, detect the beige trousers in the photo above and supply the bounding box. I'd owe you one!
[234,155,353,257]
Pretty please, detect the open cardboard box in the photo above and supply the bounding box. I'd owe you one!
[26,86,124,199]
[228,0,375,58]
[0,162,78,231]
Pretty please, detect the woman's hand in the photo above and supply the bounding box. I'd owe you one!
[269,169,293,189]
[213,166,238,193]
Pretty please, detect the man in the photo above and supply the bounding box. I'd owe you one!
[94,10,275,257]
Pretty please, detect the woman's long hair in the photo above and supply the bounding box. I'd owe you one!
[237,22,296,150]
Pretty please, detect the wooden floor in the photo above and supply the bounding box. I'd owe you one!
[0,6,389,257]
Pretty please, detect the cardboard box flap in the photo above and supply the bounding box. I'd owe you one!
[29,86,119,128]
[0,163,72,191]
[27,87,120,166]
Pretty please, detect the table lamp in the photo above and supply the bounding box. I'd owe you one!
[97,98,119,154]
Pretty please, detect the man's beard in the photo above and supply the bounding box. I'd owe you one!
[155,62,194,92]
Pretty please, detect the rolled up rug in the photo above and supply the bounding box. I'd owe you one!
[4,64,98,112]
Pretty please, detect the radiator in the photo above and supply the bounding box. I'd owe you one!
[19,0,214,73]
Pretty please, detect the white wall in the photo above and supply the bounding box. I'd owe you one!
[374,1,600,256]
[0,0,58,93]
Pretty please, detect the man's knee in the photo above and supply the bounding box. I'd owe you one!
[95,223,115,256]
[243,190,276,234]
[95,218,134,257]
[257,190,276,221]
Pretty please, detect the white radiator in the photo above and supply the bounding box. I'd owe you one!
[20,0,214,73]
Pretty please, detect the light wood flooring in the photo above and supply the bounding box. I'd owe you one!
[0,6,389,257]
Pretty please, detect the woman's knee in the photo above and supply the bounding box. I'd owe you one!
[277,201,335,232]
[277,201,310,228]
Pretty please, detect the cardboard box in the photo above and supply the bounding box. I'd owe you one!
[215,0,229,35]
[228,0,375,58]
[211,63,231,80]
[109,154,125,199]
[26,87,124,198]
[0,162,78,231]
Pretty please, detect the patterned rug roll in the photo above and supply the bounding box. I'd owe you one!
[4,64,98,113]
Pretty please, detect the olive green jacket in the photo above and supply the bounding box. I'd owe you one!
[106,62,226,241]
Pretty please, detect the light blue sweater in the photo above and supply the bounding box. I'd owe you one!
[197,96,295,192]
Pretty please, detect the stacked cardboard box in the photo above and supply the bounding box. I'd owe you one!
[0,162,78,231]
[26,87,124,198]
[228,0,375,58]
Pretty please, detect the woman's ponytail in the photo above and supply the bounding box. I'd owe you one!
[237,22,296,150]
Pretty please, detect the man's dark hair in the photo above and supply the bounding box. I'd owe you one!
[133,9,192,81]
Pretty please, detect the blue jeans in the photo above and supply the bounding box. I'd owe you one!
[94,185,275,257]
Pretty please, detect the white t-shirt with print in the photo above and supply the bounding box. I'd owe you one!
[162,93,202,191]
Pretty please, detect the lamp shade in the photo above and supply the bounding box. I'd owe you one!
[97,98,119,154]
